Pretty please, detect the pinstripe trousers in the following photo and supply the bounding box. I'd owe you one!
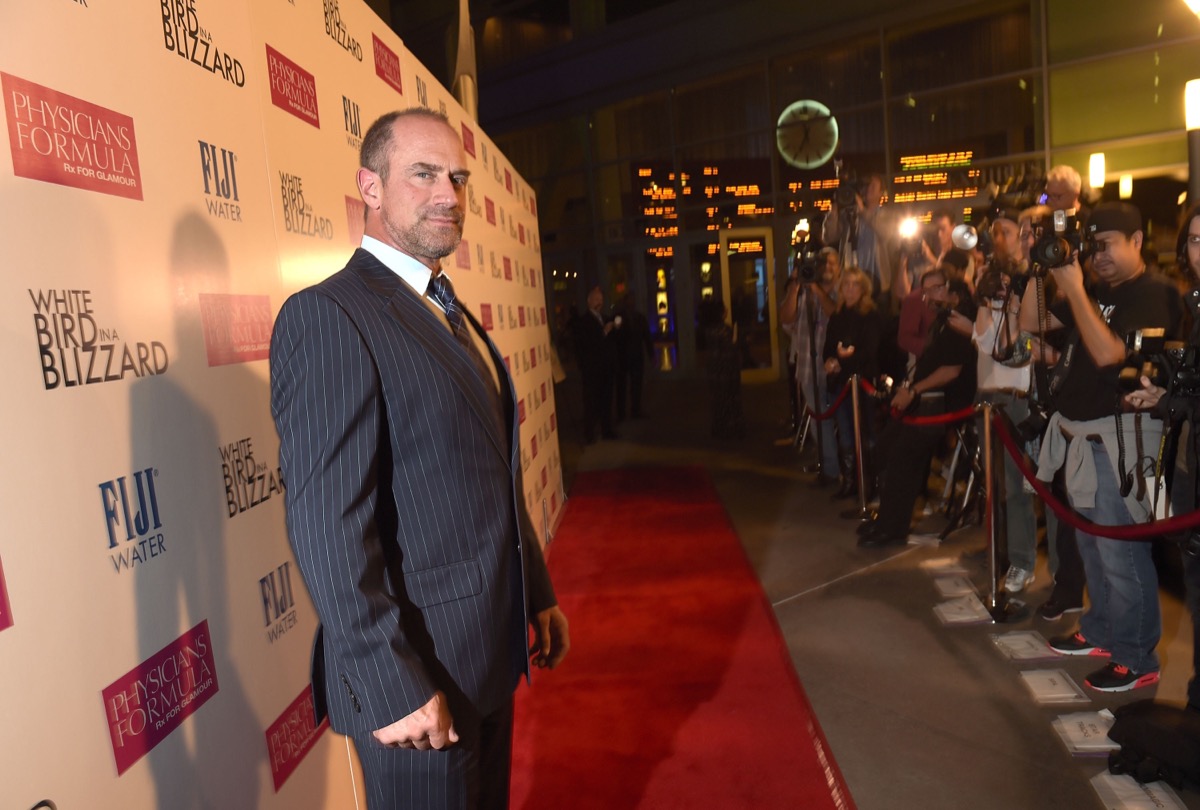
[353,699,514,810]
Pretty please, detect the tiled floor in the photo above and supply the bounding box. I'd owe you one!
[554,370,1200,809]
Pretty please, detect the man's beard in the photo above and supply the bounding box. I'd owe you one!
[387,207,463,262]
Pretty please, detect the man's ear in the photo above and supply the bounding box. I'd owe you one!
[357,167,382,211]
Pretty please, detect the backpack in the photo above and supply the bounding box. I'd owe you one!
[1107,699,1200,789]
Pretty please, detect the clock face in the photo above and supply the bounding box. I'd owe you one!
[776,100,839,170]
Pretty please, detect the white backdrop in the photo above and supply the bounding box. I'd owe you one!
[0,1,562,807]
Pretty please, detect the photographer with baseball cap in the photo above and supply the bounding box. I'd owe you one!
[1027,201,1185,692]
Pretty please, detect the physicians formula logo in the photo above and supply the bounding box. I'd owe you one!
[266,685,328,791]
[0,555,12,633]
[265,45,318,127]
[3,73,142,200]
[198,293,271,366]
[102,621,220,775]
[371,34,402,94]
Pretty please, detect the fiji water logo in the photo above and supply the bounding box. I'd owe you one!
[99,468,166,573]
[259,561,298,643]
[199,140,241,222]
[342,95,361,150]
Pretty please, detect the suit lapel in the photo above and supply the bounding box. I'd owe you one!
[462,307,519,467]
[350,251,508,460]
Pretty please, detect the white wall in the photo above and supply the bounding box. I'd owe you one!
[0,1,562,807]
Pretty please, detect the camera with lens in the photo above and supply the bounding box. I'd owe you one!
[791,229,823,283]
[898,217,930,264]
[1029,209,1095,274]
[834,169,861,210]
[1117,328,1200,401]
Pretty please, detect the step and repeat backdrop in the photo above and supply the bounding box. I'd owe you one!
[0,1,563,808]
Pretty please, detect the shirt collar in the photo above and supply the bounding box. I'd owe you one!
[360,235,444,298]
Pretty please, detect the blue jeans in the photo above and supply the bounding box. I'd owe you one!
[1073,443,1160,674]
[807,376,838,475]
[983,395,1037,571]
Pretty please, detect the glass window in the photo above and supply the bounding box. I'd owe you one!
[888,76,1040,162]
[531,170,592,250]
[591,93,673,162]
[1047,0,1200,63]
[674,68,769,146]
[1049,39,1200,145]
[493,116,588,180]
[887,6,1035,94]
[772,36,883,110]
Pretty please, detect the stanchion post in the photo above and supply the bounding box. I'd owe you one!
[984,404,1022,622]
[840,375,875,521]
[851,375,868,514]
[983,403,999,606]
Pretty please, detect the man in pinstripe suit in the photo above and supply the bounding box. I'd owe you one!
[271,108,569,809]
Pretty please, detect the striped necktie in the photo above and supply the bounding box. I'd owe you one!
[427,273,506,433]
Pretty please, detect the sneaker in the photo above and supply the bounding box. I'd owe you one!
[1037,598,1084,621]
[1048,631,1110,657]
[1085,662,1160,693]
[1003,566,1035,594]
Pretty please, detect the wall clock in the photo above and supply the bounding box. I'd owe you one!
[776,100,838,170]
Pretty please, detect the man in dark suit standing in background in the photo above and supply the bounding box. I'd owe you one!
[573,285,618,442]
[271,108,569,809]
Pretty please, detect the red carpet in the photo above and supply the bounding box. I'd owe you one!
[511,467,855,810]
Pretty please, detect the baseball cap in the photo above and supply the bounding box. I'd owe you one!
[1087,201,1142,237]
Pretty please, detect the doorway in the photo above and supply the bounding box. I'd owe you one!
[718,227,780,384]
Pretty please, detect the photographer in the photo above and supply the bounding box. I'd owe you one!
[823,174,885,297]
[973,258,1039,593]
[1017,203,1088,620]
[858,268,977,548]
[781,245,840,483]
[1125,202,1200,708]
[1029,202,1185,692]
[895,208,958,301]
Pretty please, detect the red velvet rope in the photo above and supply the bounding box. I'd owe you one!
[896,405,978,427]
[855,377,976,426]
[990,412,1200,540]
[804,380,852,422]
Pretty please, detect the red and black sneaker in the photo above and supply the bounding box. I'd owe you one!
[1048,631,1110,657]
[1085,662,1160,693]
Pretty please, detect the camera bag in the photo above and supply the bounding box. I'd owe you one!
[1107,699,1200,789]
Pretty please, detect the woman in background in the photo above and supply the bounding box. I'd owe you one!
[823,267,883,498]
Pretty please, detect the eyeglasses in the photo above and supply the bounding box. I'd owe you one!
[921,282,947,292]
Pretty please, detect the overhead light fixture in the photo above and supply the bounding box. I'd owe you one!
[1089,153,1106,189]
[1188,78,1200,131]
[1188,79,1200,208]
[1119,175,1133,199]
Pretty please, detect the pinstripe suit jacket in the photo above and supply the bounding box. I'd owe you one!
[270,248,556,737]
